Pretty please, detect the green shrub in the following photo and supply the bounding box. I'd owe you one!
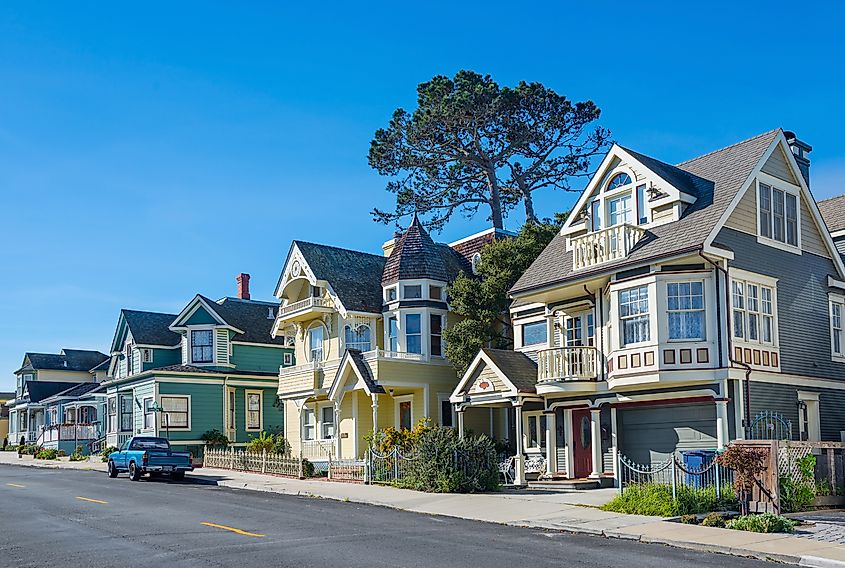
[201,429,230,448]
[701,512,726,528]
[602,483,739,517]
[366,419,432,454]
[393,427,499,493]
[727,513,797,533]
[35,448,58,460]
[100,446,118,462]
[245,431,288,455]
[301,457,315,478]
[69,446,87,462]
[781,454,817,512]
[57,450,66,457]
[680,514,698,524]
[18,444,38,455]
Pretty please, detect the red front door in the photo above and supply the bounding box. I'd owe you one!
[572,409,593,478]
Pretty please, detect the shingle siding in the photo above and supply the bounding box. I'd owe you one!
[717,227,845,380]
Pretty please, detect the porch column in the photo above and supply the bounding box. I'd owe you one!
[334,401,342,459]
[716,398,730,449]
[371,394,379,437]
[456,408,465,440]
[544,411,556,476]
[610,406,619,488]
[514,403,525,486]
[589,408,602,479]
[563,409,573,479]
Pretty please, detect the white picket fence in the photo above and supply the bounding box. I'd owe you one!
[203,446,305,478]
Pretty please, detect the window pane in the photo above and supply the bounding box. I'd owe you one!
[786,193,798,246]
[388,317,398,351]
[406,314,422,354]
[733,310,745,339]
[405,314,421,334]
[528,416,538,447]
[403,285,422,299]
[773,189,785,242]
[759,183,772,238]
[430,314,442,356]
[590,201,601,231]
[440,400,453,427]
[399,401,412,431]
[636,184,647,224]
[522,321,548,346]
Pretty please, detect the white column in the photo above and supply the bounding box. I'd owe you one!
[371,394,379,437]
[457,409,465,440]
[589,408,602,479]
[716,398,730,449]
[514,404,526,486]
[545,411,556,476]
[563,408,574,479]
[610,406,619,487]
[334,401,342,459]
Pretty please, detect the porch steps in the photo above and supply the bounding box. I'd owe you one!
[527,478,603,491]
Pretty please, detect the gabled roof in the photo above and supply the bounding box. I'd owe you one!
[209,297,285,345]
[293,241,387,314]
[328,349,386,401]
[818,194,845,234]
[43,382,101,403]
[481,349,538,393]
[120,309,180,347]
[511,129,781,296]
[17,349,110,374]
[90,358,111,372]
[131,364,278,377]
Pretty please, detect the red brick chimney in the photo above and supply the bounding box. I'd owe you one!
[236,273,251,300]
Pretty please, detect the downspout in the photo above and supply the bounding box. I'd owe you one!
[699,250,752,435]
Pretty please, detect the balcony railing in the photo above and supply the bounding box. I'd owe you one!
[571,224,646,270]
[363,349,426,362]
[278,297,333,319]
[537,346,599,383]
[39,423,99,444]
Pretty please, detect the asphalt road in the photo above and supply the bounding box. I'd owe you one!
[0,465,771,568]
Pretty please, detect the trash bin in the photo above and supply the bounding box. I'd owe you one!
[682,450,716,488]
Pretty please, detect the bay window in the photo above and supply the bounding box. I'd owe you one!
[406,314,422,354]
[344,324,372,351]
[619,285,650,345]
[667,281,705,340]
[430,314,443,356]
[388,317,398,351]
[308,325,324,362]
[759,182,798,247]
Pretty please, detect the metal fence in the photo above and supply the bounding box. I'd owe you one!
[618,452,735,500]
[746,410,792,441]
[366,447,420,484]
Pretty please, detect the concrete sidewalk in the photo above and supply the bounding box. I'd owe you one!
[3,451,844,566]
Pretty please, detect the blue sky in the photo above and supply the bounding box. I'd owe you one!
[1,2,844,389]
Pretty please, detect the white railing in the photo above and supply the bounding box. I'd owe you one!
[278,297,333,318]
[279,359,323,378]
[365,349,426,362]
[301,439,335,461]
[571,224,645,270]
[117,433,132,446]
[537,346,599,383]
[39,424,98,444]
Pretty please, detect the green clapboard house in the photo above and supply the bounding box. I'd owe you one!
[104,274,293,458]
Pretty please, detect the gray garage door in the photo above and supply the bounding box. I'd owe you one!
[617,403,717,466]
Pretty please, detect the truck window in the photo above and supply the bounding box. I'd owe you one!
[129,438,171,451]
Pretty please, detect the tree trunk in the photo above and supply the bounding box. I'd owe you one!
[522,188,538,224]
[486,166,504,230]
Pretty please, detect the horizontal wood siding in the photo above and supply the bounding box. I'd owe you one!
[133,382,155,434]
[749,381,845,441]
[718,227,845,380]
[231,344,286,374]
[157,380,223,442]
[761,145,799,185]
[143,348,181,372]
[800,197,830,257]
[725,184,758,234]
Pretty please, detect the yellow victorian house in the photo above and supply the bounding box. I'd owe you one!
[272,218,508,464]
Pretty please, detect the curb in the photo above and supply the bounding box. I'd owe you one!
[801,556,845,568]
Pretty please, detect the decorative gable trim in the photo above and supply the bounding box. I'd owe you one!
[273,242,350,323]
[450,350,519,403]
[169,295,244,335]
[704,131,845,279]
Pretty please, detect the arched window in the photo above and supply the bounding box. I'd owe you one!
[607,172,632,191]
[344,324,372,352]
[308,324,325,362]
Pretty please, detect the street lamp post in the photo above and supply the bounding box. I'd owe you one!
[150,402,169,440]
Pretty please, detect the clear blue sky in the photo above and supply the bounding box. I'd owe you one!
[2,2,844,389]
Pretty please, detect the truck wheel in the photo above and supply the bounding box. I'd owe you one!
[172,471,185,481]
[108,461,118,478]
[129,462,142,481]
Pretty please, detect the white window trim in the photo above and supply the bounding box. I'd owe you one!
[306,322,328,362]
[157,394,191,431]
[730,269,779,348]
[665,279,706,342]
[437,393,455,428]
[618,284,652,348]
[517,316,550,350]
[755,175,802,255]
[385,286,398,303]
[394,394,414,430]
[302,401,335,441]
[797,391,821,442]
[244,390,263,432]
[522,411,546,452]
[141,348,153,364]
[830,293,845,362]
[143,397,155,430]
[402,284,423,300]
[189,326,216,365]
[283,352,293,366]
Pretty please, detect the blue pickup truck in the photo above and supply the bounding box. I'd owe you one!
[107,437,193,481]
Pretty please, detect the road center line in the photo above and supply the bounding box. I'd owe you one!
[6,483,26,488]
[201,522,264,537]
[76,496,108,504]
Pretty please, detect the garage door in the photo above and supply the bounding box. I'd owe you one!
[618,403,717,466]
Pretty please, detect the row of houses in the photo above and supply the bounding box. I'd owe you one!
[7,127,845,487]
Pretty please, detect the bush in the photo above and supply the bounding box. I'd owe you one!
[57,450,66,457]
[701,512,726,528]
[18,444,38,455]
[201,429,230,448]
[35,448,58,460]
[301,457,315,478]
[69,446,87,462]
[245,431,288,455]
[601,483,739,517]
[780,454,816,513]
[100,446,118,462]
[727,513,797,533]
[367,419,432,454]
[393,427,499,493]
[716,444,769,515]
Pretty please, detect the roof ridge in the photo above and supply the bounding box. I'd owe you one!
[676,128,781,167]
[817,193,845,204]
[122,308,179,317]
[294,240,384,259]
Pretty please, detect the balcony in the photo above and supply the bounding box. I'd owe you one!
[277,297,334,322]
[363,349,426,363]
[537,346,599,383]
[278,360,328,396]
[571,224,645,271]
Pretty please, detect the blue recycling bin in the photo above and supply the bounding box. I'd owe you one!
[682,450,717,488]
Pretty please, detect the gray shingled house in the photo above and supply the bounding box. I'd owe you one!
[451,128,845,486]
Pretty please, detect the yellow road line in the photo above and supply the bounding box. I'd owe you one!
[76,496,108,504]
[201,522,264,537]
[6,483,25,488]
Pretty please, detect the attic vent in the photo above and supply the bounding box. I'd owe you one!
[267,307,275,319]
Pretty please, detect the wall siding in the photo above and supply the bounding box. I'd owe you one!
[761,145,799,185]
[718,227,845,380]
[231,344,287,374]
[800,197,830,258]
[724,184,758,234]
[749,381,845,441]
[157,380,223,442]
[186,307,218,325]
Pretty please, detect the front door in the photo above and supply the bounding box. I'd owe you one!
[572,409,593,478]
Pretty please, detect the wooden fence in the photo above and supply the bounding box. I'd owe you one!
[203,447,305,478]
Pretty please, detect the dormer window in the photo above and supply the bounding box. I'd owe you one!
[608,194,633,226]
[759,182,798,247]
[191,330,214,363]
[608,172,632,190]
[403,285,422,299]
